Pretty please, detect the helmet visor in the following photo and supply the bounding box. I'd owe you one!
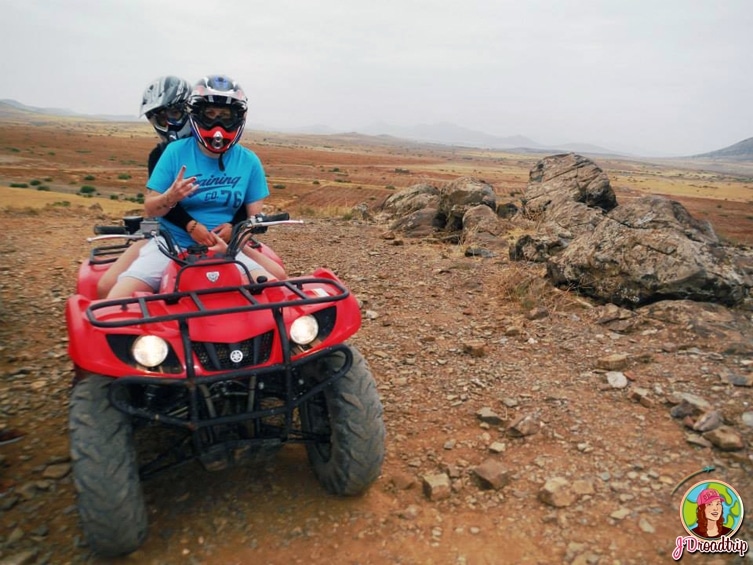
[194,104,245,131]
[146,105,187,129]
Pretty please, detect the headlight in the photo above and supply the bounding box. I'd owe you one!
[290,315,319,345]
[131,335,169,368]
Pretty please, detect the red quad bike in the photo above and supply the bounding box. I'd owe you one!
[65,214,385,557]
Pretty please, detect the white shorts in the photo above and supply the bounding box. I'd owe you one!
[118,238,263,291]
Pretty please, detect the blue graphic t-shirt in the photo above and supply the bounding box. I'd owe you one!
[147,138,269,248]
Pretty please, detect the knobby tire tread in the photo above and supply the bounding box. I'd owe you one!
[69,375,147,557]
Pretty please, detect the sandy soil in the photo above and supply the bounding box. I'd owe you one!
[0,121,752,565]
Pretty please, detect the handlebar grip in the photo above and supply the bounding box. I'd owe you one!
[93,225,128,235]
[261,212,290,222]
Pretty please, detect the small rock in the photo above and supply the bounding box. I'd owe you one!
[391,472,417,490]
[742,412,753,428]
[507,412,540,437]
[638,517,655,533]
[42,463,71,480]
[473,459,511,490]
[538,477,576,508]
[476,407,503,426]
[727,373,753,387]
[489,442,506,454]
[422,473,452,501]
[685,433,713,448]
[610,507,631,520]
[692,410,724,433]
[606,371,628,389]
[703,426,745,451]
[462,340,486,358]
[597,354,630,371]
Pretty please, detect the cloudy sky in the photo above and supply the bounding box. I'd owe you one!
[2,0,751,156]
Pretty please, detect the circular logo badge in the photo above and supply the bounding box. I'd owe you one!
[229,349,244,364]
[679,480,744,540]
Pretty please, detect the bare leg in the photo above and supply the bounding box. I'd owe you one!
[248,268,277,283]
[106,276,154,299]
[97,241,147,299]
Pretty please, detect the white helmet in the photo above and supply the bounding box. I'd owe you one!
[140,76,192,142]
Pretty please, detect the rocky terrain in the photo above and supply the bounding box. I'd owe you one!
[0,200,752,565]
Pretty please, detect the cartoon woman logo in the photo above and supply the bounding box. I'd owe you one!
[680,481,744,540]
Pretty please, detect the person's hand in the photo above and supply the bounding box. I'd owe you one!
[188,221,214,246]
[208,232,228,255]
[212,223,233,243]
[165,166,197,205]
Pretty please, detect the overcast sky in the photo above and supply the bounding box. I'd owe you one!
[2,0,751,156]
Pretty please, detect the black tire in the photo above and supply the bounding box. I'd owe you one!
[300,345,385,495]
[68,375,147,557]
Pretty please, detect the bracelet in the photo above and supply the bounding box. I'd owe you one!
[188,220,197,234]
[164,192,176,209]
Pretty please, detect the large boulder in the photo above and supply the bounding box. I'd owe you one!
[524,153,618,215]
[379,183,440,218]
[389,207,444,238]
[438,177,497,231]
[546,195,752,307]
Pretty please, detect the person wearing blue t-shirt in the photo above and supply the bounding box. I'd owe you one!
[107,75,285,299]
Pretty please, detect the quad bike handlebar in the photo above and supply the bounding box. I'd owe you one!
[88,213,301,245]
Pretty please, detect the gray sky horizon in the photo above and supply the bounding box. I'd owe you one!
[2,0,751,157]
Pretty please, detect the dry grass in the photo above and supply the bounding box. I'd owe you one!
[0,185,140,216]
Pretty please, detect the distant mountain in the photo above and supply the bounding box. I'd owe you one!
[0,99,137,122]
[690,137,753,161]
[359,121,541,150]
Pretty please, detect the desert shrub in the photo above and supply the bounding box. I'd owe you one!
[334,179,351,183]
[36,186,50,191]
[79,185,96,194]
[386,185,396,190]
[47,151,55,156]
[7,147,20,152]
[9,183,28,188]
[84,174,95,181]
[330,167,340,172]
[312,180,320,185]
[272,184,286,189]
[43,177,52,182]
[118,173,131,180]
[52,201,70,207]
[110,194,119,200]
[29,179,42,186]
[394,168,410,174]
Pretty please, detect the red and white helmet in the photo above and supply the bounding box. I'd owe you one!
[187,75,248,154]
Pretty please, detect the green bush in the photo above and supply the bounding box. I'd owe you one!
[272,184,286,189]
[36,186,50,191]
[84,174,95,181]
[118,173,131,180]
[110,194,119,200]
[9,183,28,188]
[79,185,96,194]
[29,179,42,186]
[312,180,320,185]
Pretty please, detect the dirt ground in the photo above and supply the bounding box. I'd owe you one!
[0,121,753,564]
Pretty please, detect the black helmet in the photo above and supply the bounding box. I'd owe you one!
[140,76,192,142]
[187,75,248,154]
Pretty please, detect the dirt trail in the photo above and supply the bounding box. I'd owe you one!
[0,207,752,565]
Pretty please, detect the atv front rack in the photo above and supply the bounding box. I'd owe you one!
[80,276,358,477]
[86,277,349,328]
